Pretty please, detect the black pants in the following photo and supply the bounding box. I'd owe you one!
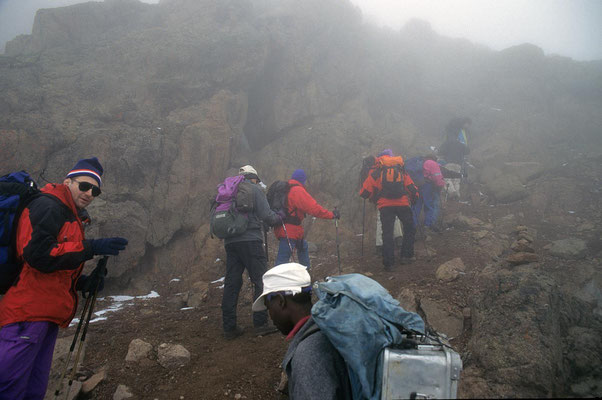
[222,240,268,332]
[380,206,415,267]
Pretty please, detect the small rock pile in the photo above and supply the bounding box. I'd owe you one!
[506,225,539,265]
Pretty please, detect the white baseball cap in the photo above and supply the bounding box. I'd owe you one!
[239,165,261,182]
[252,263,311,312]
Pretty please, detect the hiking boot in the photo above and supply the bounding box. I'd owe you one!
[223,326,244,340]
[384,264,396,271]
[426,225,442,233]
[254,324,279,337]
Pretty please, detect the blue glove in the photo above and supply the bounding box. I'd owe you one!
[91,237,128,256]
[276,210,287,220]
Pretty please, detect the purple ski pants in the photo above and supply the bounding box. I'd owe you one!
[0,321,59,400]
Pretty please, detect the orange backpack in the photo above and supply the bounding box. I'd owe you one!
[376,156,406,199]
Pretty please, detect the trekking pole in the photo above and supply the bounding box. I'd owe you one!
[335,207,341,274]
[361,199,365,257]
[264,226,269,263]
[53,293,93,399]
[64,256,108,400]
[280,220,296,263]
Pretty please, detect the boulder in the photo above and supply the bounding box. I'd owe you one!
[511,239,535,253]
[486,174,528,203]
[125,339,152,362]
[436,258,466,282]
[187,281,209,308]
[545,238,588,259]
[518,231,535,243]
[418,298,463,339]
[502,161,544,183]
[506,252,539,265]
[157,343,191,369]
[448,214,484,230]
[81,368,107,394]
[396,288,417,312]
[113,384,134,400]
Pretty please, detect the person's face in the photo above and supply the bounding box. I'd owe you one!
[265,294,295,335]
[64,176,100,210]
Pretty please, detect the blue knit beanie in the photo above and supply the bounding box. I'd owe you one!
[378,149,393,157]
[291,169,307,185]
[66,157,103,186]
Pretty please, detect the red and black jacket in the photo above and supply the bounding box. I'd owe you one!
[274,180,334,241]
[0,183,95,328]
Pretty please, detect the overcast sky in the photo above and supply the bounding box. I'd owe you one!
[349,0,602,61]
[1,0,601,60]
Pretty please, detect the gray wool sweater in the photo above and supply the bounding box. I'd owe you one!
[224,179,281,245]
[282,317,352,400]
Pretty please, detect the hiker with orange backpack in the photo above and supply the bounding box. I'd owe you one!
[360,149,419,270]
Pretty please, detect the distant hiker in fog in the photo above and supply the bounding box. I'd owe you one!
[439,117,471,164]
[0,157,128,399]
[412,154,445,232]
[219,165,282,340]
[252,263,352,399]
[272,169,339,269]
[360,149,418,270]
[438,117,471,199]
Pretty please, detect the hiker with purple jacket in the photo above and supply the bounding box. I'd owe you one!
[220,165,282,340]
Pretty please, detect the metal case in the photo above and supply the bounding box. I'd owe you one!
[381,339,462,399]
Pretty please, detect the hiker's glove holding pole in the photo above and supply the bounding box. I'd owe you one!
[276,210,287,220]
[332,209,341,220]
[90,237,128,256]
[76,267,106,297]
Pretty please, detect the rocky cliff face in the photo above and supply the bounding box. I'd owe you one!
[1,0,600,281]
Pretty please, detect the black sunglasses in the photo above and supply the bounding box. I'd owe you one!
[74,180,101,197]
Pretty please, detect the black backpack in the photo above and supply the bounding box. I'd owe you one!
[0,171,41,294]
[266,181,301,225]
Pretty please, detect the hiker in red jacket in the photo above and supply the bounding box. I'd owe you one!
[274,169,339,269]
[0,157,128,400]
[360,149,418,270]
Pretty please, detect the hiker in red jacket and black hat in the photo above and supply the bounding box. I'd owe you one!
[274,169,339,269]
[0,157,128,400]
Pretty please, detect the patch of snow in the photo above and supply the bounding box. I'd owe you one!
[211,277,225,283]
[217,284,224,289]
[108,295,135,302]
[139,291,160,299]
[70,291,160,326]
[180,307,194,311]
[215,258,221,263]
[568,210,576,214]
[170,278,181,283]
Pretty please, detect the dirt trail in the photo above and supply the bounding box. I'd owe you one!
[53,161,602,398]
